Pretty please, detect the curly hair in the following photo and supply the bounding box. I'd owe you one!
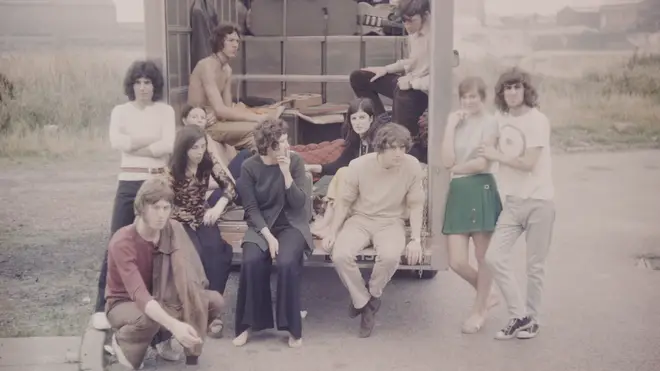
[395,0,430,18]
[133,177,174,216]
[254,118,289,155]
[493,67,539,113]
[123,60,164,101]
[211,23,241,54]
[458,76,487,101]
[168,125,213,183]
[372,122,412,153]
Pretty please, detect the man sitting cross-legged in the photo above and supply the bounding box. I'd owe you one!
[323,123,425,338]
[188,22,272,153]
[104,177,224,370]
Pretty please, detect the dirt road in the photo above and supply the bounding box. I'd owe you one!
[1,150,659,370]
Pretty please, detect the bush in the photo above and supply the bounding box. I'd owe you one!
[583,53,660,99]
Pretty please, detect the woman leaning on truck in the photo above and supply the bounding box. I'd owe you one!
[441,76,502,334]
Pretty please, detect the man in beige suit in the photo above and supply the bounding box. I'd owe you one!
[324,123,425,338]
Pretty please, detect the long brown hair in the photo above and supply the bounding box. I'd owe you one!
[494,67,539,113]
[168,125,213,183]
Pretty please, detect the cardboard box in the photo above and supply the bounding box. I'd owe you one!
[283,93,323,109]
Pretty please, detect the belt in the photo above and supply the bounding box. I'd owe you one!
[120,167,165,174]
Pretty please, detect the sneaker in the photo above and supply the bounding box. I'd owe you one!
[494,316,532,340]
[91,312,111,331]
[517,323,540,339]
[112,333,141,369]
[155,339,181,361]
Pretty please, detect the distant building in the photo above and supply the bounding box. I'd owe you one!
[556,6,600,29]
[555,0,660,33]
[599,0,644,32]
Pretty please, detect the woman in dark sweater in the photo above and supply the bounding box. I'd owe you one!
[233,119,313,349]
[304,97,386,176]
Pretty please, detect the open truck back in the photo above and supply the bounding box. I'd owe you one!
[143,0,455,278]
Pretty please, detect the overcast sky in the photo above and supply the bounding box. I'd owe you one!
[112,0,613,23]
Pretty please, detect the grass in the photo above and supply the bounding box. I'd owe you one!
[1,48,659,157]
[0,49,142,158]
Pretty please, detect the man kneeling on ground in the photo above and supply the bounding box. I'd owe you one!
[105,177,224,370]
[323,123,425,338]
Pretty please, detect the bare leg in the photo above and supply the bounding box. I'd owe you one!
[447,234,477,289]
[462,232,497,333]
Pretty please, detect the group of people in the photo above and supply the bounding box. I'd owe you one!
[87,0,556,369]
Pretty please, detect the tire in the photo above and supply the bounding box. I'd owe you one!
[418,269,438,279]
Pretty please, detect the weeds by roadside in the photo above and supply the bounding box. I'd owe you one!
[0,49,141,158]
[0,49,659,157]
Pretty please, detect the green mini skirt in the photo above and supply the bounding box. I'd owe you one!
[442,173,502,235]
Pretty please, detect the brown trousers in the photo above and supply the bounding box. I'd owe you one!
[331,215,407,309]
[106,291,223,369]
[206,120,259,152]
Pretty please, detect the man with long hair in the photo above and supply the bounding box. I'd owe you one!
[478,67,556,341]
[93,60,176,331]
[188,23,269,152]
[105,178,224,369]
[348,0,430,143]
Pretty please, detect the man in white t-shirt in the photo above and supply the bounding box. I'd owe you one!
[478,67,556,341]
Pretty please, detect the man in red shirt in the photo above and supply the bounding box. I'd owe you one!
[105,177,224,369]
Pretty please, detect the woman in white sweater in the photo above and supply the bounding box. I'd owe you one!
[92,60,176,331]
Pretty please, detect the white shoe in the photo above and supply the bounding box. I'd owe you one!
[232,330,250,347]
[288,335,303,348]
[112,333,142,370]
[92,312,111,330]
[208,318,224,338]
[155,339,181,361]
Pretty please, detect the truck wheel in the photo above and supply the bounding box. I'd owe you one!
[418,269,438,279]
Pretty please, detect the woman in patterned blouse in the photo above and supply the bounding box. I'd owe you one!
[164,124,239,335]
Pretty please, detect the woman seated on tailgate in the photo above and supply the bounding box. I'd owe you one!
[163,124,240,336]
[304,98,386,239]
[180,104,252,205]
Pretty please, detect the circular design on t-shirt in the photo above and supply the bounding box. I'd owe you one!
[499,124,526,157]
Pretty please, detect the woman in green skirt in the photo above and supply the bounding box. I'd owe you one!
[441,76,502,334]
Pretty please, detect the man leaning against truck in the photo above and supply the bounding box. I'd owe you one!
[188,23,268,153]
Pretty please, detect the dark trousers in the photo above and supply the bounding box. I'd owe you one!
[95,180,144,312]
[183,223,233,294]
[234,225,306,339]
[349,70,429,138]
[228,149,252,180]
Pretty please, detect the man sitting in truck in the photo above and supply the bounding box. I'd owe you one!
[348,0,430,158]
[323,123,425,338]
[188,23,269,153]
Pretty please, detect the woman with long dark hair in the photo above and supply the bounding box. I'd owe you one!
[179,104,252,205]
[92,60,176,335]
[304,97,385,177]
[304,98,387,239]
[163,124,239,335]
